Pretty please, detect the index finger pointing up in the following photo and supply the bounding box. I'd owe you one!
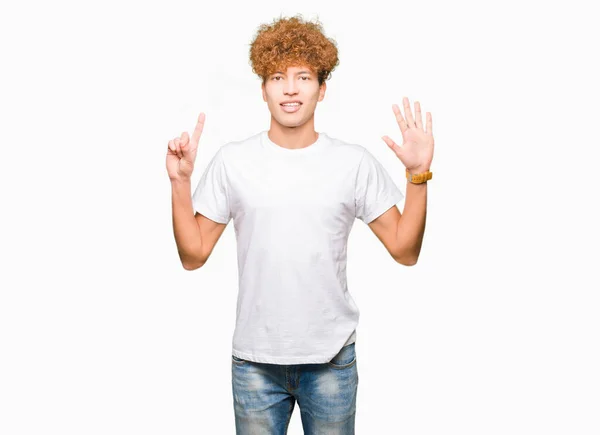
[190,113,206,147]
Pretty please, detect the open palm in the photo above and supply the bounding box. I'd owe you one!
[382,97,434,173]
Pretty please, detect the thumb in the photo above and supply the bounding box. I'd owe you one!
[180,132,195,162]
[180,132,189,153]
[382,135,403,155]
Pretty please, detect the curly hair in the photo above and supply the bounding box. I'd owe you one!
[248,14,340,87]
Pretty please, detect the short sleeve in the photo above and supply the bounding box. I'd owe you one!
[355,148,405,224]
[191,147,231,224]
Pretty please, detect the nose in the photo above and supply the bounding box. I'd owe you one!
[284,78,299,96]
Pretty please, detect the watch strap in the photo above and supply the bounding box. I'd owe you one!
[406,168,433,184]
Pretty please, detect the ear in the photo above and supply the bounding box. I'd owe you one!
[262,81,267,102]
[318,81,327,102]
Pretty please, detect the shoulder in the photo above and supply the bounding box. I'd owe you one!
[321,133,367,163]
[217,131,263,164]
[330,135,393,169]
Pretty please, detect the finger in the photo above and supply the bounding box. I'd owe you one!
[190,113,206,147]
[168,139,176,154]
[392,104,408,133]
[403,96,415,127]
[426,112,433,135]
[414,101,423,130]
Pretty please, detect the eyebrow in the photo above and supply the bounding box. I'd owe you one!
[273,70,312,75]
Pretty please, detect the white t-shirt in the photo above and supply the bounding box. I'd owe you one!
[192,130,404,364]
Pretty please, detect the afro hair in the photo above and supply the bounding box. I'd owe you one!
[248,14,340,86]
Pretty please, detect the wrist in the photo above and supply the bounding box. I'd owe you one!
[406,166,430,175]
[405,167,432,184]
[171,177,191,187]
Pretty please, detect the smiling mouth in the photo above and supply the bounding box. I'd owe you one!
[280,102,302,113]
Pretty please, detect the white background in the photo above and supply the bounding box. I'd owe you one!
[1,0,598,434]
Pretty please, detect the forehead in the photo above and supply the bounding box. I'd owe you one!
[272,65,315,75]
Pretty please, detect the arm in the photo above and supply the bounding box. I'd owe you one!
[367,179,426,266]
[171,178,227,270]
[395,181,427,265]
[376,96,434,265]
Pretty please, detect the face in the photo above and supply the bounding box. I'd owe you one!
[262,65,326,128]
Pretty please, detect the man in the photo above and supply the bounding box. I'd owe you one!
[167,15,434,435]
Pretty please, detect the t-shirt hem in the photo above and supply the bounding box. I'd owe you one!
[232,340,356,365]
[231,349,332,364]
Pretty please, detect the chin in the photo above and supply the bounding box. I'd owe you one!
[271,115,304,128]
[282,120,308,129]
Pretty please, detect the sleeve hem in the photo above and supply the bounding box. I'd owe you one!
[193,203,229,224]
[363,190,405,224]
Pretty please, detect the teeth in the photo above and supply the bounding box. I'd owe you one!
[282,103,300,106]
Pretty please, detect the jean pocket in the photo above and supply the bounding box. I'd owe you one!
[232,354,248,365]
[327,343,357,369]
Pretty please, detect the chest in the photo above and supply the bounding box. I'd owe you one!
[227,157,356,224]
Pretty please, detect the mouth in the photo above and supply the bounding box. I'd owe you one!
[280,102,302,113]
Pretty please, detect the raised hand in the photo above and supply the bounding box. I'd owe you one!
[381,97,434,173]
[166,113,206,182]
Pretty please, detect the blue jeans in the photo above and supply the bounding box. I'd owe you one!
[231,342,359,434]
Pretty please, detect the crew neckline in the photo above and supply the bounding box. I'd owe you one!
[261,130,328,155]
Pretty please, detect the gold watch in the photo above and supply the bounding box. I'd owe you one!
[406,168,432,184]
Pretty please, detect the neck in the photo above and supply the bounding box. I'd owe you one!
[267,117,319,150]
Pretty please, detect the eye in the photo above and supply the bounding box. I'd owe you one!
[272,76,281,81]
[300,76,309,80]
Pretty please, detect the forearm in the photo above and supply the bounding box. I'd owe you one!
[171,179,203,269]
[395,181,428,265]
